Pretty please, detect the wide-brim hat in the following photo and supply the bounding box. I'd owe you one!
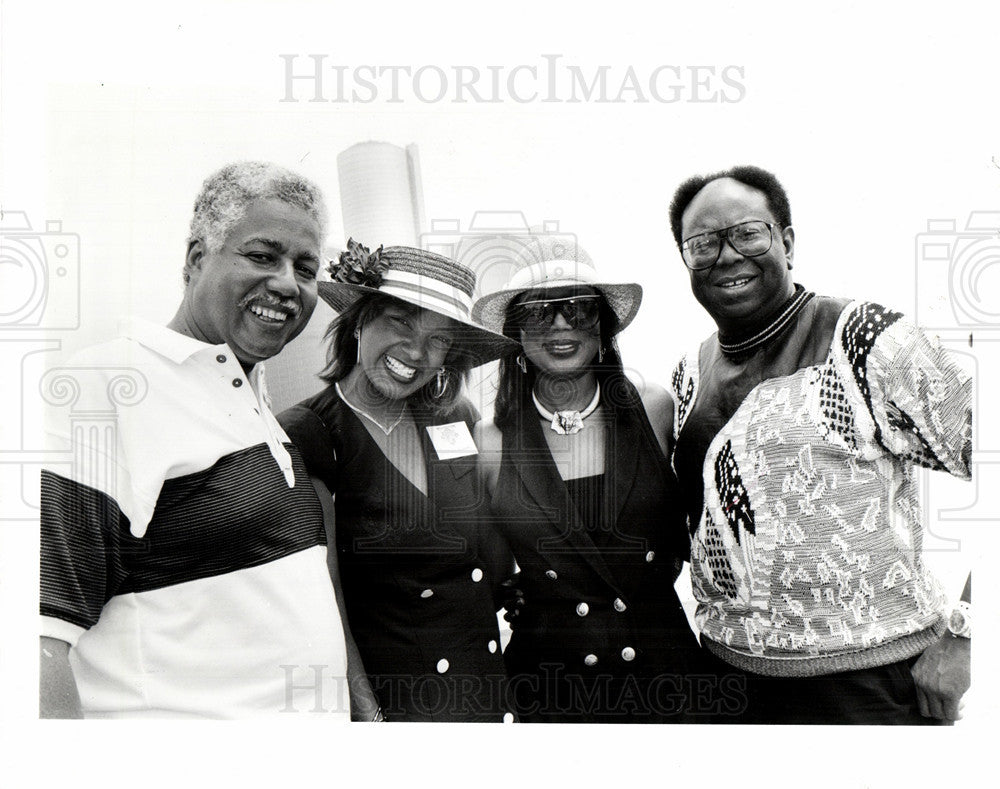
[318,242,518,366]
[471,240,643,336]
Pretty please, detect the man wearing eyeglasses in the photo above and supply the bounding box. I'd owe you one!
[666,165,972,724]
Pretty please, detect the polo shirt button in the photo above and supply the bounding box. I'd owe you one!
[645,551,655,563]
[436,659,449,673]
[488,640,498,654]
[613,598,627,612]
[503,712,514,723]
[420,589,434,598]
[545,570,558,580]
[584,654,598,666]
[621,647,636,662]
[471,568,484,583]
[575,602,589,617]
[232,378,243,388]
[216,354,226,363]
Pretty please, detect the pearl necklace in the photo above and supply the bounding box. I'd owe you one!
[335,382,405,436]
[532,383,601,435]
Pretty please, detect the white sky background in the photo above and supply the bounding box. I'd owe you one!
[2,0,999,784]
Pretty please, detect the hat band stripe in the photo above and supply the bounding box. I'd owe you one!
[380,270,473,316]
[385,253,476,296]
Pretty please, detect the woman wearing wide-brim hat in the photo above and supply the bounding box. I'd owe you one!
[278,240,519,722]
[472,236,702,723]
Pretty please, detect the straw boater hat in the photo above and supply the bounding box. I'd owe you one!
[318,240,518,366]
[471,236,643,335]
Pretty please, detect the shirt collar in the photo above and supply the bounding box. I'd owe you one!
[121,317,260,376]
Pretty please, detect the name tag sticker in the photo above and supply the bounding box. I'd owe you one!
[427,422,478,460]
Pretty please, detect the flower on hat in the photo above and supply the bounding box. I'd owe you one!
[329,238,387,288]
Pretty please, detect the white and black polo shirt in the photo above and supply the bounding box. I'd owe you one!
[40,320,349,718]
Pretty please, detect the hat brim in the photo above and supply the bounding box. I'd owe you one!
[318,281,519,366]
[471,281,643,337]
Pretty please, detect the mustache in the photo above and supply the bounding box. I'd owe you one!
[239,293,301,316]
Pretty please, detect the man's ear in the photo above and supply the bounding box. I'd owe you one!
[185,240,206,280]
[781,225,795,269]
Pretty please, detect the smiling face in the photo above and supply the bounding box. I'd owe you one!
[515,286,603,380]
[178,198,321,369]
[354,299,455,402]
[681,177,796,334]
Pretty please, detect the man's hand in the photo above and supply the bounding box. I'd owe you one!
[911,634,970,721]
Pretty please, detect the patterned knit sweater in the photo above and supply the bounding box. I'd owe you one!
[671,296,971,677]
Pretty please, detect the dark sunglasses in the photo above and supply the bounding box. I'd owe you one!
[511,295,602,330]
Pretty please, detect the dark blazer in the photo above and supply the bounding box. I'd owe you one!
[279,388,512,722]
[489,382,701,722]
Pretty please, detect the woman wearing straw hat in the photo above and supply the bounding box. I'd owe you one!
[278,240,519,722]
[472,238,704,723]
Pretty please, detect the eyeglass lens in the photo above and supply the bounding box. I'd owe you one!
[683,221,773,269]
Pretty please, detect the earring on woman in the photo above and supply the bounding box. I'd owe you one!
[598,346,606,363]
[354,327,361,364]
[433,367,449,399]
[516,354,527,374]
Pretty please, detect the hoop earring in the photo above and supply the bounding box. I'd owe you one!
[433,368,448,399]
[516,354,527,374]
[598,346,605,363]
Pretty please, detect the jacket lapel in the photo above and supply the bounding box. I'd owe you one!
[605,406,641,529]
[508,413,622,594]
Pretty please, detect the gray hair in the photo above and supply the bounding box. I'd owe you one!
[184,161,328,284]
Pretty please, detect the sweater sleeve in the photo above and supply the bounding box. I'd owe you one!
[841,302,972,478]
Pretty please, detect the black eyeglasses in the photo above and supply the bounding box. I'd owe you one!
[511,295,602,331]
[681,220,779,270]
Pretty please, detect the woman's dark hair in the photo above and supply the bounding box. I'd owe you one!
[492,291,641,429]
[667,164,793,250]
[319,292,473,413]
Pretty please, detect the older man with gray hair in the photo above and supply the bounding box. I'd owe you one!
[40,162,372,719]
